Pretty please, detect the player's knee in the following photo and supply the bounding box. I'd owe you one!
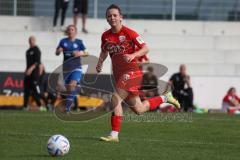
[132,107,144,115]
[68,82,77,91]
[68,85,75,91]
[113,107,123,116]
[111,93,121,105]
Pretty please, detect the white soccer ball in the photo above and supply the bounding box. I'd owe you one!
[47,134,70,156]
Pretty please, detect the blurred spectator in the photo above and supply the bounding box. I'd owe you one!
[169,64,194,112]
[141,66,159,98]
[73,0,88,33]
[222,87,240,113]
[23,36,46,111]
[40,73,59,112]
[53,0,70,31]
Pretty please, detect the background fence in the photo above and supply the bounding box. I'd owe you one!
[0,0,240,21]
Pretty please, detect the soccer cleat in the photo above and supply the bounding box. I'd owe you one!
[100,136,119,142]
[39,106,47,112]
[164,92,181,109]
[22,105,30,111]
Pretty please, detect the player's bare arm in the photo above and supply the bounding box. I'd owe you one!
[56,47,63,56]
[73,50,89,57]
[123,45,149,62]
[96,50,108,73]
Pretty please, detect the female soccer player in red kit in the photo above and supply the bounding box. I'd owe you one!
[96,4,180,142]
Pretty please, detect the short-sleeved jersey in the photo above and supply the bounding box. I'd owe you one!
[223,93,240,105]
[101,25,146,77]
[57,37,86,71]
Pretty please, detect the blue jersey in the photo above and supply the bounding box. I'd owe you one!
[58,38,86,71]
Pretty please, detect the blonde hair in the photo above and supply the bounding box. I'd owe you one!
[65,24,77,35]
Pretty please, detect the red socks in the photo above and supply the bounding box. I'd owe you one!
[148,96,164,111]
[110,97,164,132]
[111,115,122,132]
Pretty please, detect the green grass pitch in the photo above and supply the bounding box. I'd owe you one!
[0,110,239,160]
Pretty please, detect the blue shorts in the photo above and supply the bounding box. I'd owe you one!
[64,70,82,85]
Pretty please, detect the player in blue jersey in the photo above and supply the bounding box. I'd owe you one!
[56,24,88,112]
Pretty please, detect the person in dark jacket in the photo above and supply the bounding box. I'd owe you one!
[23,36,46,111]
[169,64,194,112]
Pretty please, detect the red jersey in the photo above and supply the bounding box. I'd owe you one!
[101,25,146,77]
[223,93,240,105]
[101,25,146,95]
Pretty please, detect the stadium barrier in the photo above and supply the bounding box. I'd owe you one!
[0,72,113,109]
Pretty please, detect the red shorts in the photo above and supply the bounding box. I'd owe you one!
[114,70,143,96]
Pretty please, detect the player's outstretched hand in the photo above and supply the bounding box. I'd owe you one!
[123,54,135,63]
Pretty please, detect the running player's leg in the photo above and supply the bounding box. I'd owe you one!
[100,88,128,142]
[65,70,81,112]
[123,72,169,113]
[65,80,77,112]
[111,88,128,133]
[126,95,166,114]
[126,91,180,114]
[120,70,164,113]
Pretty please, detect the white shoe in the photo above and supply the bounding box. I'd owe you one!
[39,106,47,112]
[100,135,119,142]
[23,106,30,111]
